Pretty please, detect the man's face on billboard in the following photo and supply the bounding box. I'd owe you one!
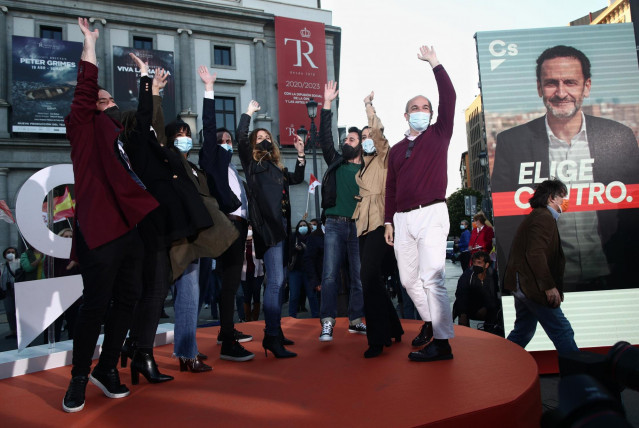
[537,57,591,120]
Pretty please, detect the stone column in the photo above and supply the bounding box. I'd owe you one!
[0,7,10,137]
[252,37,272,131]
[177,28,193,115]
[0,168,9,250]
[89,17,107,89]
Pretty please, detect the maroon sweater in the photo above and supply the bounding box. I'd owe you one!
[384,65,456,223]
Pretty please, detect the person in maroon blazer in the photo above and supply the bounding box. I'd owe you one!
[62,18,159,413]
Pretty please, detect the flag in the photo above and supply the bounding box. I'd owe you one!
[309,174,321,194]
[0,200,15,224]
[42,187,75,223]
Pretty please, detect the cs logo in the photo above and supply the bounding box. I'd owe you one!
[488,40,518,71]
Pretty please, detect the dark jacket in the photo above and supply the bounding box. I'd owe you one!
[65,61,158,253]
[198,97,242,214]
[123,76,212,250]
[237,113,305,257]
[503,207,565,306]
[318,108,357,210]
[288,232,309,271]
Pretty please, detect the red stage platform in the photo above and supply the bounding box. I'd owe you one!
[0,318,541,427]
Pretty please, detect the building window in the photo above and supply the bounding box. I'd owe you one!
[40,26,62,40]
[214,46,232,66]
[215,97,236,130]
[133,37,153,50]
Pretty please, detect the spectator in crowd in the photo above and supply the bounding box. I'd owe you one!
[288,220,318,318]
[452,251,500,329]
[458,219,471,271]
[1,246,21,340]
[241,225,264,321]
[469,212,494,257]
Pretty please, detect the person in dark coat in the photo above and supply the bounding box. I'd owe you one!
[237,99,306,358]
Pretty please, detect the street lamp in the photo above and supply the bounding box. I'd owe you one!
[305,98,321,219]
[478,150,492,221]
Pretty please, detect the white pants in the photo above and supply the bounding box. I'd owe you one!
[394,202,454,339]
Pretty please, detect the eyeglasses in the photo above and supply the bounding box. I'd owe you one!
[405,140,416,159]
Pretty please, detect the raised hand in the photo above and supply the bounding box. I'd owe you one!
[78,17,99,64]
[293,134,305,156]
[363,91,374,105]
[324,81,339,103]
[417,45,440,67]
[129,52,149,75]
[78,17,99,43]
[198,65,216,91]
[152,68,168,95]
[246,100,261,116]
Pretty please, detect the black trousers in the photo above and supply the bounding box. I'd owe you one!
[217,219,248,342]
[129,247,171,349]
[71,226,144,377]
[360,227,404,346]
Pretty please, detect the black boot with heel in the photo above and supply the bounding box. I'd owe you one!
[130,350,174,385]
[263,332,297,358]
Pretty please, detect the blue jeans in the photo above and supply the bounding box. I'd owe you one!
[507,282,578,356]
[174,260,200,359]
[320,217,364,324]
[288,270,319,318]
[263,239,287,336]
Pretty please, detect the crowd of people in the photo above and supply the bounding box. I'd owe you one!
[0,17,578,415]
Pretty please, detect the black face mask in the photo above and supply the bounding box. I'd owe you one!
[472,265,485,275]
[258,139,273,152]
[342,143,361,160]
[104,106,121,123]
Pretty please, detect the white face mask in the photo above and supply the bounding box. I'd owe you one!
[362,138,375,154]
[247,230,253,238]
[5,253,15,261]
[408,112,431,132]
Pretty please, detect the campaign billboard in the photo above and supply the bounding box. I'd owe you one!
[476,23,639,350]
[275,16,327,146]
[11,36,83,133]
[112,46,176,122]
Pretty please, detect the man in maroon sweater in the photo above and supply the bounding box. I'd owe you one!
[384,45,456,362]
[62,18,158,413]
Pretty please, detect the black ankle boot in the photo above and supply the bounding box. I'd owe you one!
[263,333,297,358]
[120,338,136,368]
[130,350,174,385]
[279,327,294,345]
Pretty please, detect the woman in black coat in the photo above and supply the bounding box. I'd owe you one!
[237,100,306,358]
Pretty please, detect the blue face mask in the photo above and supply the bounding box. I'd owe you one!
[220,143,233,152]
[362,138,375,154]
[311,224,317,231]
[408,112,431,132]
[460,225,466,230]
[298,226,308,235]
[174,136,193,153]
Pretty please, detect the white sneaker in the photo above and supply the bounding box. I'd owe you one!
[319,321,334,342]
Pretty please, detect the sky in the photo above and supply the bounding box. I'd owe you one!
[320,0,615,195]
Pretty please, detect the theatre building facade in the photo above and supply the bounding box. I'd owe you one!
[0,0,341,250]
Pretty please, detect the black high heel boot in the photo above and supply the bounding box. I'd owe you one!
[130,350,174,385]
[120,338,136,368]
[263,333,297,358]
[279,327,294,345]
[178,355,212,373]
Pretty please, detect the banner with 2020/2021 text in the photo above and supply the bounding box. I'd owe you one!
[476,23,639,294]
[275,16,327,146]
[11,36,82,133]
[112,46,176,122]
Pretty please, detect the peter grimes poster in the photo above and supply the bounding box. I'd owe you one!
[11,36,82,133]
[476,24,639,293]
[112,46,176,121]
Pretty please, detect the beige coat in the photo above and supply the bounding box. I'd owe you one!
[352,105,389,237]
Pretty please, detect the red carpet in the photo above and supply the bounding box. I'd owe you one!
[0,318,541,427]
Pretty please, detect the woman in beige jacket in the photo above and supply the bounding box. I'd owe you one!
[353,92,404,358]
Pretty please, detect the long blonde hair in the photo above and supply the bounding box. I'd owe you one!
[250,128,283,169]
